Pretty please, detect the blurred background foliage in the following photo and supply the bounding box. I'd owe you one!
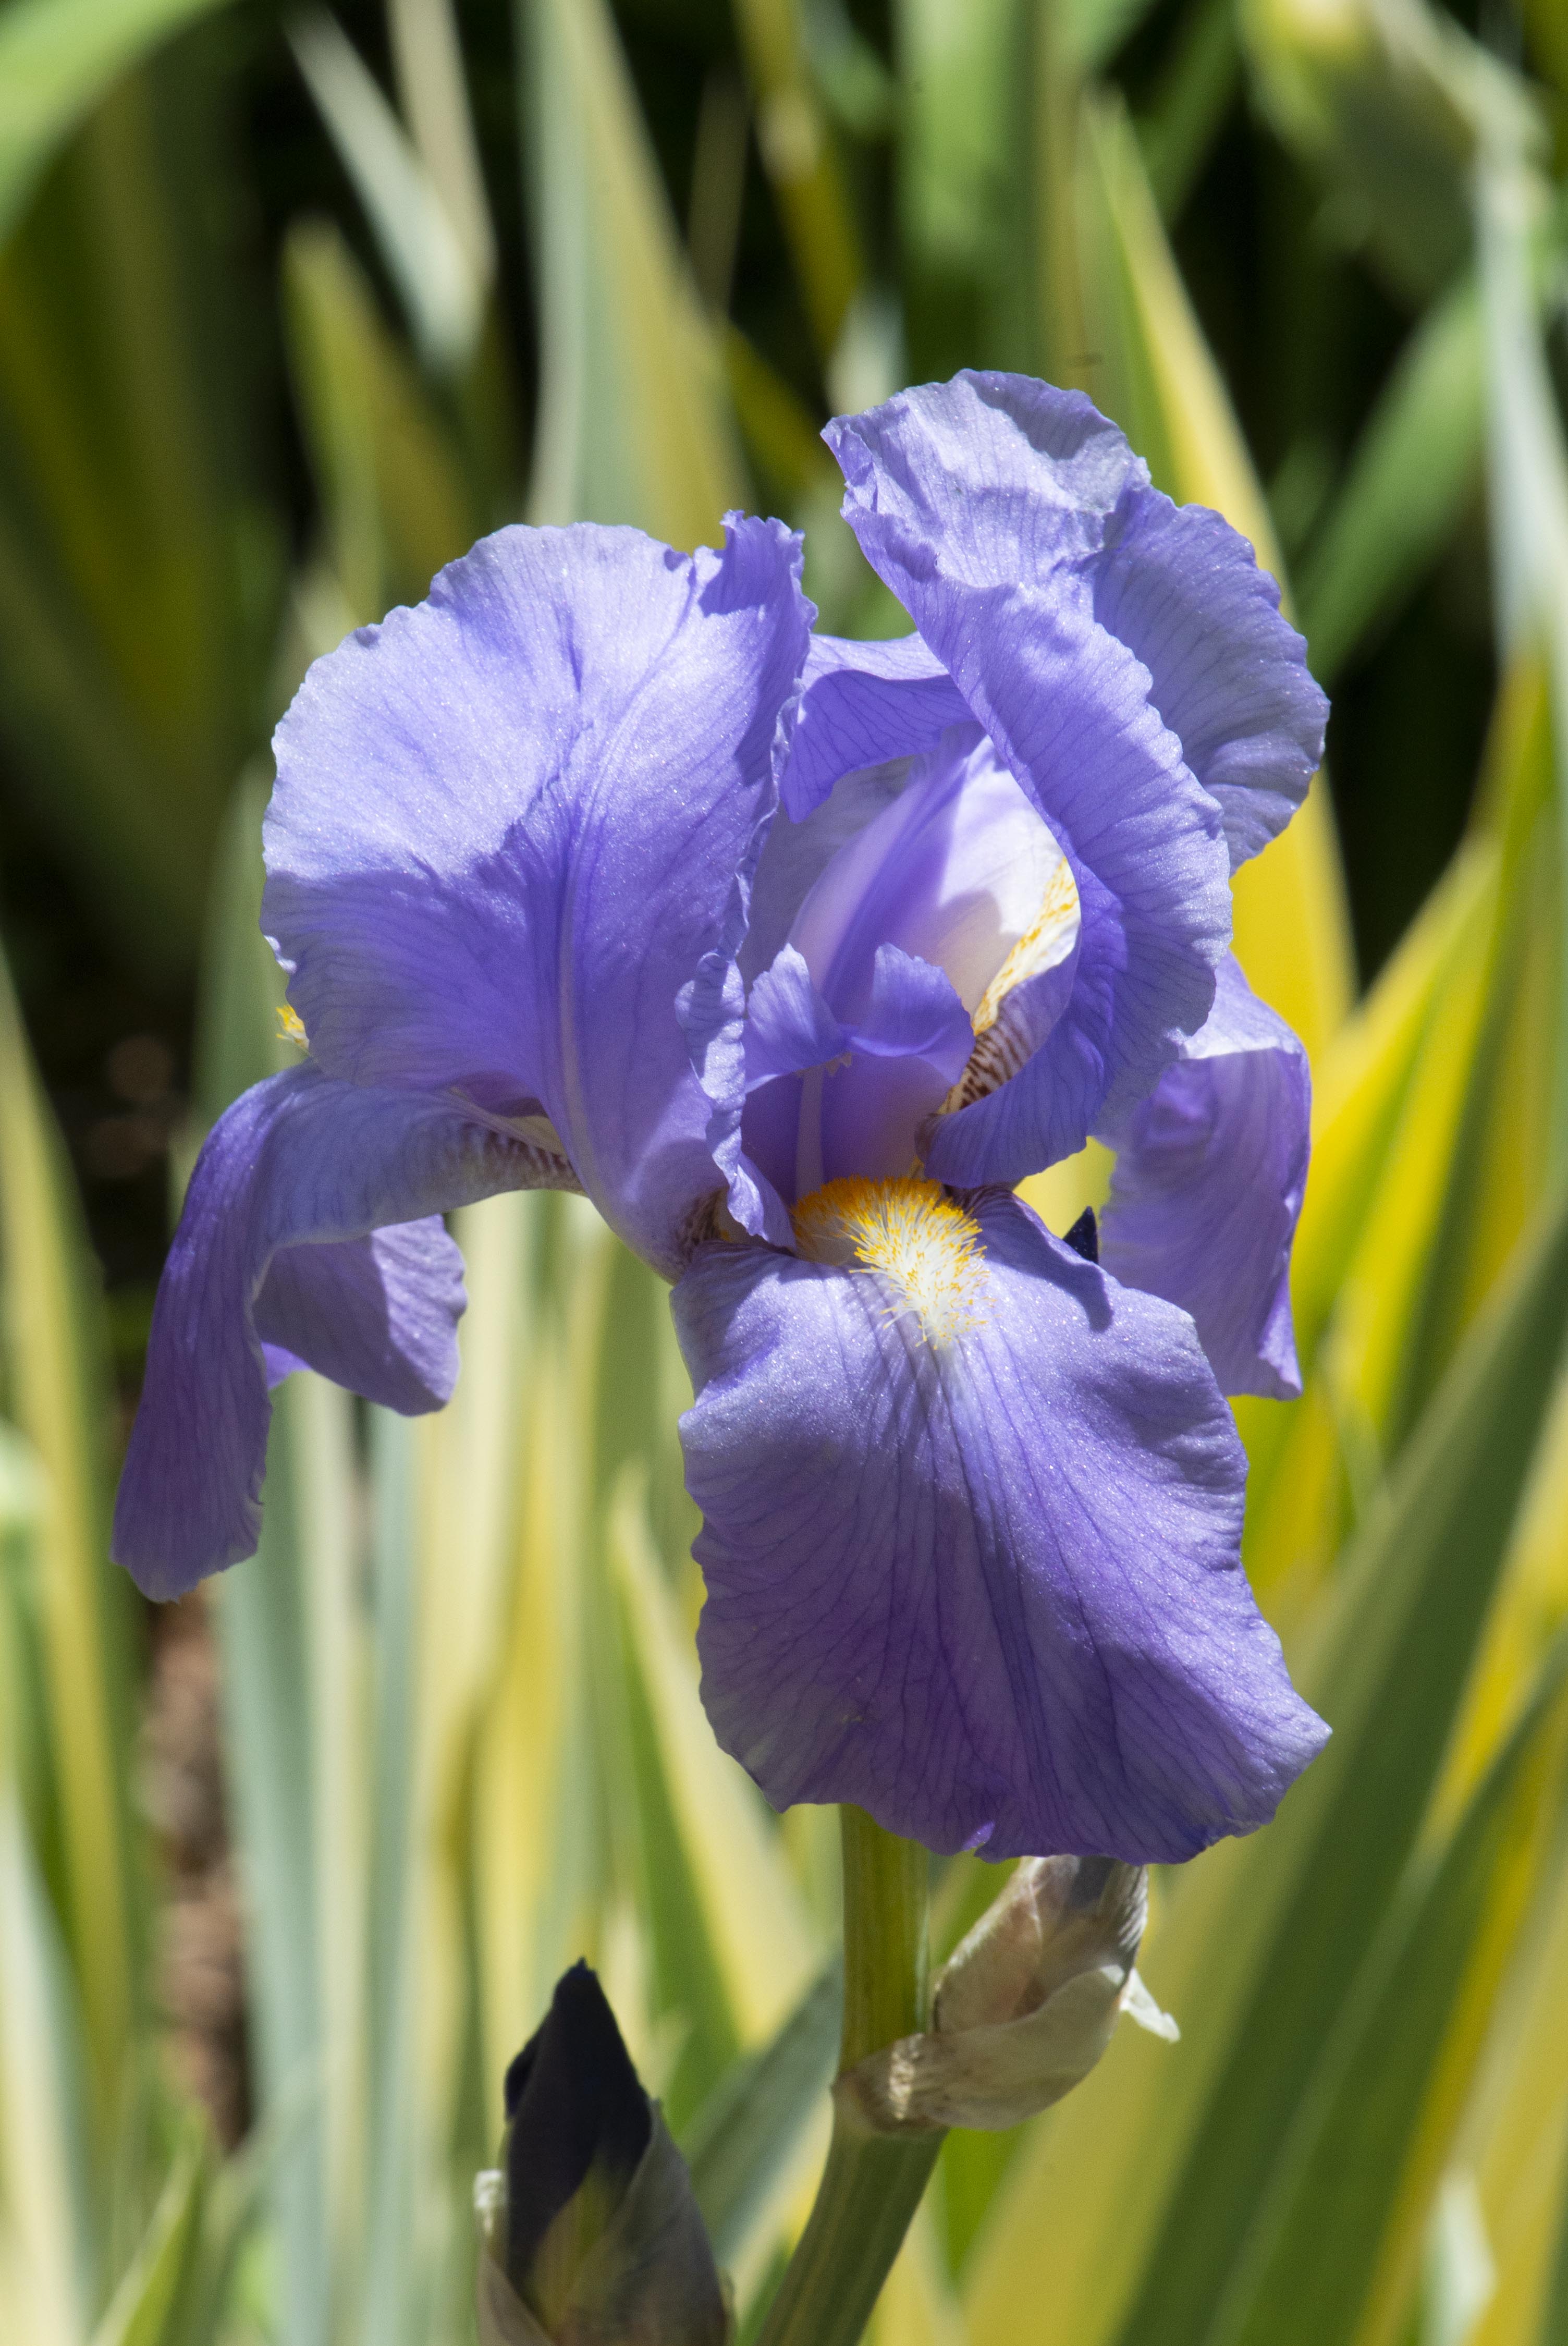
[3,0,1568,2341]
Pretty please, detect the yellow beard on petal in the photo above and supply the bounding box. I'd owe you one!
[277,1003,309,1049]
[792,1176,989,1348]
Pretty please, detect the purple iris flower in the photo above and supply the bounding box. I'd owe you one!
[114,372,1329,1864]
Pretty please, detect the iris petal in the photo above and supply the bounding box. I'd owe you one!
[112,1065,568,1598]
[265,516,812,1276]
[1100,956,1310,1398]
[812,946,974,1189]
[742,760,911,986]
[814,373,1323,865]
[742,944,973,1201]
[673,1185,1327,1862]
[1088,491,1326,868]
[855,945,974,1077]
[742,945,850,1091]
[254,1221,463,1406]
[789,729,1070,1023]
[827,373,1233,1180]
[783,631,971,820]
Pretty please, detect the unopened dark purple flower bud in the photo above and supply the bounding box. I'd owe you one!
[475,1963,729,2345]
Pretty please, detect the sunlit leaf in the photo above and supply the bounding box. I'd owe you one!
[609,1475,820,2050]
[470,1201,605,2129]
[281,215,477,628]
[1237,835,1497,1593]
[0,0,232,242]
[90,2123,207,2346]
[214,1373,364,2346]
[1296,274,1483,688]
[1477,140,1568,1180]
[0,1788,91,2345]
[1322,857,1496,1448]
[290,11,483,376]
[192,783,365,2346]
[733,0,863,361]
[1462,1814,1568,2346]
[0,939,135,2143]
[1205,1632,1568,2346]
[521,0,745,547]
[1382,661,1557,1446]
[384,0,495,292]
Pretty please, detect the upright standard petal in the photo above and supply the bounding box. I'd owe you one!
[673,1181,1327,1862]
[265,517,812,1276]
[827,373,1233,1179]
[740,729,1083,1209]
[821,371,1323,864]
[782,632,971,818]
[786,728,1069,1026]
[1099,957,1310,1399]
[1087,490,1325,868]
[113,1065,566,1599]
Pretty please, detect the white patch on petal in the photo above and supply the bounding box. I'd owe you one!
[789,733,1070,1018]
[944,847,1081,1115]
[972,851,1081,1036]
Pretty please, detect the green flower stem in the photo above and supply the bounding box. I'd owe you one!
[838,1804,928,2062]
[755,1808,944,2346]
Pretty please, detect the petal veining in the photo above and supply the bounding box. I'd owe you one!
[827,373,1233,1179]
[265,516,811,1277]
[783,631,972,818]
[741,946,974,1203]
[1088,490,1326,868]
[789,730,1069,1023]
[673,1186,1328,1861]
[942,848,1082,1118]
[1099,956,1310,1397]
[112,1064,569,1598]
